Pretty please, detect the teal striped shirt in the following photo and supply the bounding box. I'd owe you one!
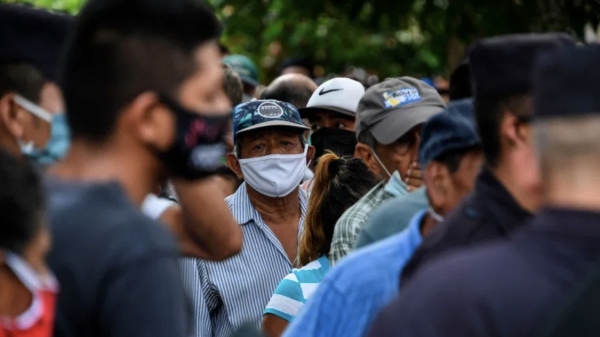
[264,255,331,322]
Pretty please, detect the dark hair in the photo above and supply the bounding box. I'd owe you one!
[449,60,471,101]
[279,56,314,78]
[60,0,222,142]
[0,150,45,254]
[298,152,377,266]
[0,61,46,103]
[475,95,531,167]
[433,145,482,174]
[260,80,314,109]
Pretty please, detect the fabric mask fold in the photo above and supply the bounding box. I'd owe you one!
[239,146,308,198]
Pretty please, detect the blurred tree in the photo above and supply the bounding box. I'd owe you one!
[5,0,600,84]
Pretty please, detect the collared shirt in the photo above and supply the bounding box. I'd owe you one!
[369,208,600,337]
[355,188,428,249]
[400,166,532,285]
[328,181,395,264]
[264,255,330,322]
[283,210,425,337]
[186,183,308,337]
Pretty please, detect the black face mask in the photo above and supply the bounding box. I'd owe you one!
[157,95,229,180]
[310,127,357,160]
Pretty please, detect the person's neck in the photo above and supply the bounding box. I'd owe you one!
[0,268,31,317]
[0,131,22,160]
[490,163,539,213]
[247,185,301,225]
[47,140,161,206]
[544,166,600,212]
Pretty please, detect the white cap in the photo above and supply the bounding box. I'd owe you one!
[299,78,365,119]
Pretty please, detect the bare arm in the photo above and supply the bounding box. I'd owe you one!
[164,178,242,261]
[262,314,290,337]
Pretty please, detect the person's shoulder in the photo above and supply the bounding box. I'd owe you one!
[404,240,520,300]
[328,232,410,286]
[46,179,178,263]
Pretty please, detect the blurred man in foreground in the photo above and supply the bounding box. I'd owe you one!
[369,42,600,337]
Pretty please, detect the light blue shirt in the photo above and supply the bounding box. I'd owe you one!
[264,255,331,322]
[185,183,308,337]
[282,210,426,337]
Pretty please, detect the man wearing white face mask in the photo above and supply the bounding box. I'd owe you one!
[192,99,314,337]
[329,77,446,264]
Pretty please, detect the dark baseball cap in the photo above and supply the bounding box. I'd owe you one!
[534,44,600,120]
[419,100,480,167]
[232,100,309,143]
[223,54,259,87]
[356,77,446,145]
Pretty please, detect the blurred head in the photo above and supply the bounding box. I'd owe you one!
[0,149,47,272]
[0,62,64,159]
[261,73,317,110]
[533,45,600,207]
[420,100,483,217]
[222,64,243,152]
[223,54,259,100]
[469,33,575,211]
[354,77,445,181]
[279,56,314,78]
[61,0,228,180]
[298,152,377,265]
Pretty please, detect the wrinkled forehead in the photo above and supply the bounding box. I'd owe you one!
[241,126,303,142]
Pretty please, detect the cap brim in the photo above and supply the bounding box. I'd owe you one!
[370,105,444,145]
[236,120,309,137]
[240,76,259,87]
[298,106,355,120]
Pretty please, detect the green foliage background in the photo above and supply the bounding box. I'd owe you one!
[5,0,600,83]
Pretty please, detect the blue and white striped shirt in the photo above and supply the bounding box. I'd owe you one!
[264,255,330,322]
[184,183,308,337]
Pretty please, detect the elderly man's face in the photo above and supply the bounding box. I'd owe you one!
[239,127,305,159]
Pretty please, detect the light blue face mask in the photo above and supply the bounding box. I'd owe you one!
[29,113,71,165]
[14,95,71,165]
[384,170,410,197]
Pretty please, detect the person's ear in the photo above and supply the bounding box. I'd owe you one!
[501,114,530,149]
[306,145,315,165]
[127,92,175,151]
[226,152,244,179]
[355,142,381,177]
[0,93,26,140]
[424,162,450,210]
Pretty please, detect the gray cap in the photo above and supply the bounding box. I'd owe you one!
[356,77,446,145]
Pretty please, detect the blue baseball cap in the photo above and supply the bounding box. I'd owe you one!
[418,99,480,167]
[232,100,309,144]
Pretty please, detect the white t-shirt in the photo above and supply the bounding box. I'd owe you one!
[141,194,177,220]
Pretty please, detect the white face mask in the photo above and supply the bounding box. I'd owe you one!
[239,146,308,198]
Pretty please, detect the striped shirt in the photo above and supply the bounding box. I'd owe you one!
[183,183,308,337]
[264,255,330,322]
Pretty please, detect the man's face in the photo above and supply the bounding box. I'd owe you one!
[374,125,421,181]
[309,110,355,132]
[426,149,484,216]
[240,127,305,159]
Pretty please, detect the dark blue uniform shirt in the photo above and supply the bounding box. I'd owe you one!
[368,208,600,337]
[400,167,532,285]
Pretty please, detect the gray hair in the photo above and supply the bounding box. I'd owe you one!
[357,130,378,149]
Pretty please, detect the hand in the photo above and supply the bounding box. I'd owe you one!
[405,162,423,191]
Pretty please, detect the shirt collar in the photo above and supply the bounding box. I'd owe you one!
[406,209,427,245]
[229,182,309,226]
[475,166,532,231]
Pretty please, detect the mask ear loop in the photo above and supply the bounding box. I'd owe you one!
[370,148,392,178]
[14,95,53,123]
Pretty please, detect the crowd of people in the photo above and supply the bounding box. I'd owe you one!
[1,0,600,337]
